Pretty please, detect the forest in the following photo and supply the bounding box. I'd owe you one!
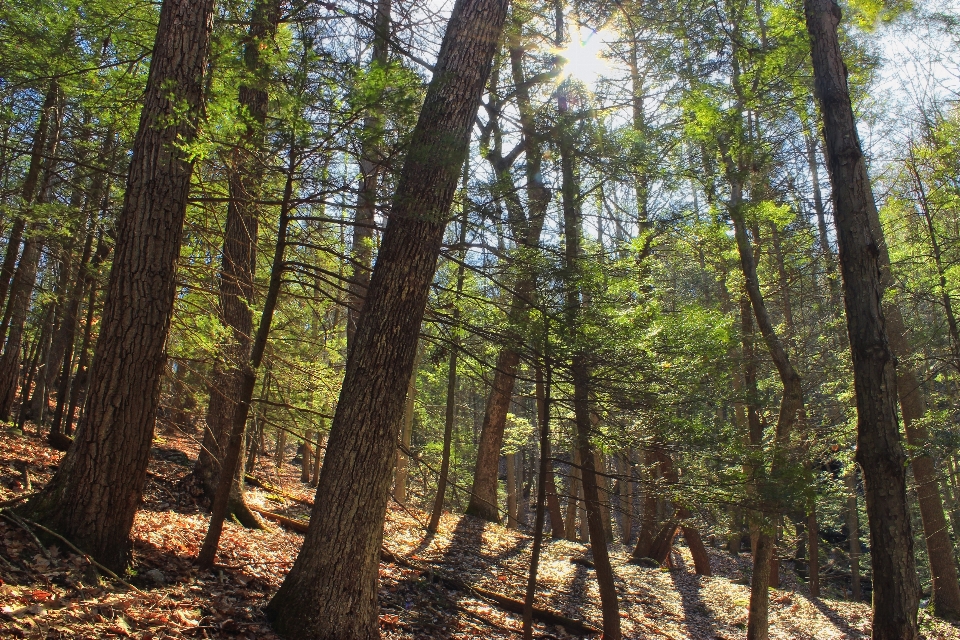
[1,0,960,638]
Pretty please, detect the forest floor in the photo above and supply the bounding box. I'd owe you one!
[1,426,959,639]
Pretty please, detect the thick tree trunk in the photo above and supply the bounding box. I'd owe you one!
[804,0,920,635]
[265,2,508,636]
[19,0,215,572]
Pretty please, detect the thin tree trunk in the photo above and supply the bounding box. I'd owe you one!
[621,450,634,544]
[804,0,921,635]
[265,2,508,636]
[301,430,313,483]
[846,465,862,600]
[20,0,216,572]
[0,81,58,311]
[197,146,296,566]
[192,0,280,530]
[0,236,44,420]
[345,0,391,352]
[394,350,419,504]
[565,448,581,541]
[536,365,565,538]
[506,451,518,528]
[428,205,468,534]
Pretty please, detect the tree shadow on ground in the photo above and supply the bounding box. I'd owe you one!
[810,597,869,638]
[669,550,718,639]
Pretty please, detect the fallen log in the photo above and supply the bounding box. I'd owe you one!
[246,506,598,635]
[244,475,314,507]
[249,506,309,533]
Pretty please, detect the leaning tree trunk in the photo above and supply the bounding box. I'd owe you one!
[18,0,215,573]
[264,2,508,637]
[192,0,280,530]
[804,0,920,636]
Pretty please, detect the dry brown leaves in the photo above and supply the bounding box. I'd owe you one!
[2,427,960,639]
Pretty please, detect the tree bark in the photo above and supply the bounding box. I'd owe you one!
[0,81,59,312]
[428,208,468,534]
[804,0,921,635]
[846,465,862,600]
[265,1,508,636]
[536,365,565,538]
[192,0,280,530]
[393,350,419,504]
[19,0,215,572]
[0,235,44,420]
[345,0,391,352]
[464,16,551,521]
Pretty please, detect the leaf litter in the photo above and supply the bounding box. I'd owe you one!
[1,427,959,639]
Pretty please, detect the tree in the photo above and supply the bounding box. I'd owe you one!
[265,0,509,637]
[804,0,920,637]
[19,0,216,572]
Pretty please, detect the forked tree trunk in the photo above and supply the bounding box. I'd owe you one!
[465,17,551,521]
[804,0,920,635]
[265,2,508,636]
[19,0,215,572]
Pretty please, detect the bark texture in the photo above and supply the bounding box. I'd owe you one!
[265,2,508,637]
[804,0,920,636]
[193,0,280,529]
[20,0,215,572]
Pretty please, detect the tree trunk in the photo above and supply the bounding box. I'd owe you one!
[808,505,820,597]
[0,81,59,312]
[19,0,216,572]
[536,365,565,538]
[506,452,518,528]
[301,430,313,483]
[192,0,279,530]
[620,450,634,544]
[345,0,391,352]
[466,348,520,522]
[565,447,581,541]
[0,235,44,420]
[465,17,552,521]
[428,207,468,534]
[846,465,862,600]
[197,149,296,564]
[633,447,660,559]
[265,2,508,636]
[394,350,419,504]
[804,0,921,635]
